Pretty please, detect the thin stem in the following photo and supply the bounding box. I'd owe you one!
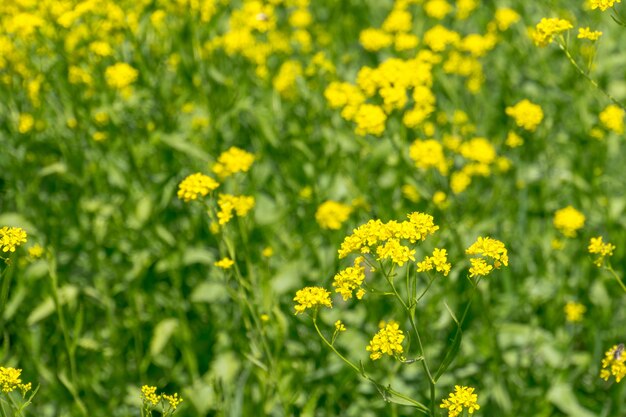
[605,264,626,293]
[557,40,626,110]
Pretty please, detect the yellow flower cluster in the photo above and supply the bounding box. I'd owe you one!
[177,173,220,202]
[366,321,405,360]
[105,62,139,90]
[217,194,255,225]
[590,0,622,11]
[207,0,319,83]
[492,8,520,31]
[273,60,303,99]
[410,139,448,175]
[0,227,28,253]
[0,367,31,394]
[588,236,615,267]
[440,385,480,417]
[212,147,256,179]
[338,212,439,262]
[532,18,573,47]
[293,286,332,314]
[599,105,625,134]
[333,257,366,301]
[334,320,346,332]
[505,99,544,131]
[578,27,603,41]
[564,301,586,322]
[315,201,353,230]
[417,248,452,276]
[28,244,44,259]
[466,236,509,278]
[214,257,235,269]
[600,344,626,383]
[553,206,585,237]
[141,385,183,411]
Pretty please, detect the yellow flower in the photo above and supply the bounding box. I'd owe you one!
[600,344,626,382]
[506,99,544,131]
[105,62,138,89]
[564,301,586,322]
[493,8,520,31]
[333,257,366,300]
[366,321,405,360]
[440,385,480,417]
[28,244,44,259]
[315,201,352,230]
[354,104,387,136]
[532,18,573,47]
[214,257,234,269]
[424,0,452,19]
[359,28,392,51]
[273,60,302,99]
[578,27,603,40]
[589,0,622,11]
[409,139,448,175]
[505,131,524,148]
[432,191,448,209]
[177,173,219,202]
[162,392,183,409]
[18,113,35,134]
[588,236,615,267]
[293,286,332,314]
[338,212,439,259]
[553,206,585,237]
[262,247,274,258]
[402,184,420,202]
[599,104,625,134]
[212,147,255,179]
[334,320,346,332]
[417,248,451,276]
[0,226,27,253]
[217,194,255,225]
[466,236,508,278]
[141,385,161,406]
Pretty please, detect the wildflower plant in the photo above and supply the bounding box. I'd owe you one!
[294,212,509,415]
[0,366,38,415]
[140,385,182,417]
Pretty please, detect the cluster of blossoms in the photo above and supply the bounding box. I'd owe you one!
[589,0,622,11]
[440,385,480,417]
[293,287,332,314]
[408,120,511,195]
[325,2,520,137]
[588,236,616,267]
[465,236,509,278]
[0,227,27,253]
[600,344,626,383]
[531,18,573,47]
[332,256,367,300]
[417,248,452,276]
[104,62,139,92]
[599,105,625,134]
[141,385,183,414]
[212,146,255,179]
[578,27,603,41]
[338,212,439,265]
[564,301,586,323]
[206,0,333,97]
[177,147,256,228]
[0,367,31,395]
[177,173,220,202]
[315,201,353,230]
[553,206,586,237]
[505,99,544,132]
[366,321,405,360]
[214,257,235,269]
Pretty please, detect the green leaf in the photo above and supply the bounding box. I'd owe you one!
[547,383,596,417]
[27,285,79,326]
[434,301,462,381]
[149,318,179,357]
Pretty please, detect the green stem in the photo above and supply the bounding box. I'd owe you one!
[557,40,625,110]
[605,264,626,293]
